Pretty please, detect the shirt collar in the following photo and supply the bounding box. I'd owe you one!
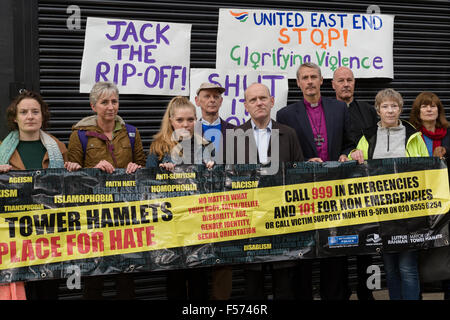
[251,119,272,132]
[114,120,123,132]
[377,120,404,130]
[304,97,322,109]
[201,118,221,126]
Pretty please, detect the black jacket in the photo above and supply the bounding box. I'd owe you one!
[348,99,378,145]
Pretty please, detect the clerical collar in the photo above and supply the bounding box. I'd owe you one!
[201,118,221,126]
[304,98,322,108]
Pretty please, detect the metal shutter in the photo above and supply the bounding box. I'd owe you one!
[35,0,449,300]
[37,0,450,150]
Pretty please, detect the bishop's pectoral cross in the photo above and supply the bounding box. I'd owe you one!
[314,134,324,146]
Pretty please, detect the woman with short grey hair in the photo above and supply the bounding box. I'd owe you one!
[374,88,403,112]
[350,88,428,300]
[67,81,145,173]
[67,81,146,299]
[89,81,119,106]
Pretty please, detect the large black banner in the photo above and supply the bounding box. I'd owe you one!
[0,157,448,283]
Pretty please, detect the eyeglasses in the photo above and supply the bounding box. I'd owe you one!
[379,104,400,110]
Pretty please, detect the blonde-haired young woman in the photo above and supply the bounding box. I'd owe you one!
[146,96,214,169]
[146,96,213,299]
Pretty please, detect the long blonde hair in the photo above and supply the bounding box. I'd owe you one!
[149,96,197,160]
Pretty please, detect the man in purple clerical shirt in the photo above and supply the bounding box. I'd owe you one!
[276,62,355,301]
[277,62,354,163]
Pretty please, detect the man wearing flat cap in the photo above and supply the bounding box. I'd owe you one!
[194,82,235,300]
[195,82,235,165]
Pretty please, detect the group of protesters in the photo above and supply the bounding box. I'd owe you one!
[0,62,449,300]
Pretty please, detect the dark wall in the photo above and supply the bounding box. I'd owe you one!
[0,0,40,140]
[0,0,15,139]
[3,1,450,147]
[33,0,450,151]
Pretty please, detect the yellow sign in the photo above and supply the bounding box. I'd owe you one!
[0,168,448,270]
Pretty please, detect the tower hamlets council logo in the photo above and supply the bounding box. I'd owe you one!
[230,10,249,22]
[366,233,382,246]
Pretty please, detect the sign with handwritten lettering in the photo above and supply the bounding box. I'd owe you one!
[216,9,394,79]
[189,69,288,127]
[80,17,191,95]
[0,158,448,283]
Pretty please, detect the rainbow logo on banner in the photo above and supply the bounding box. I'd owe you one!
[230,10,249,22]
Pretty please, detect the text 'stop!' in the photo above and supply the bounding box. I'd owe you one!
[216,9,394,79]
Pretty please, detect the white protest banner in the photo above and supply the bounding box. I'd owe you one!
[80,17,191,95]
[189,69,288,127]
[216,9,394,79]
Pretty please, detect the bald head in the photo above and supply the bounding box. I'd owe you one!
[244,83,271,101]
[244,83,274,127]
[332,67,355,104]
[333,66,354,80]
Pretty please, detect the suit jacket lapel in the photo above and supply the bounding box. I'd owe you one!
[268,120,284,157]
[220,118,235,150]
[239,120,259,163]
[321,98,333,153]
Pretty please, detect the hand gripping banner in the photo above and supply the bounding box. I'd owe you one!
[0,157,448,283]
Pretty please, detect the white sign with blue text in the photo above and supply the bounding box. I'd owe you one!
[216,9,394,79]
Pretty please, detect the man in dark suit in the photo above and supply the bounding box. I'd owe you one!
[276,62,355,300]
[332,66,378,145]
[332,66,377,300]
[235,82,304,299]
[276,63,354,163]
[194,82,235,300]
